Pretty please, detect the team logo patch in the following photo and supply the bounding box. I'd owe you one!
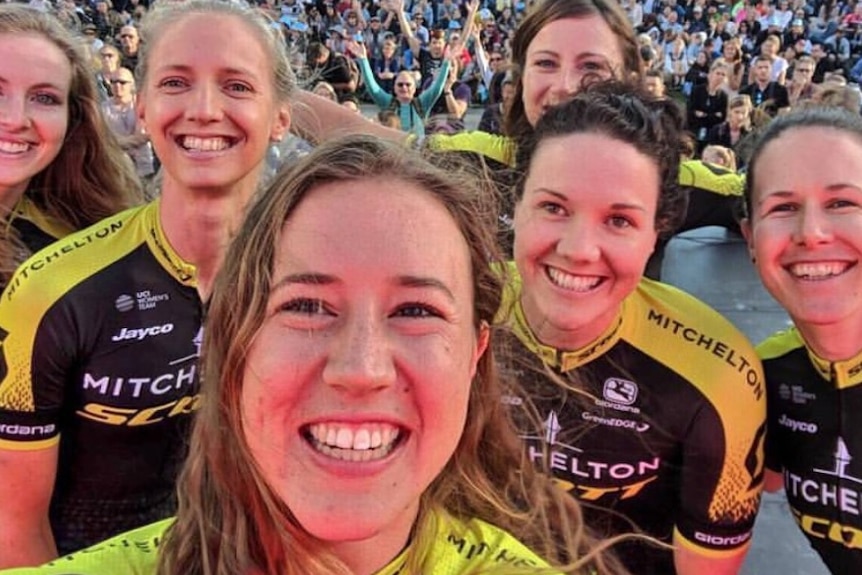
[115,294,135,312]
[603,378,638,405]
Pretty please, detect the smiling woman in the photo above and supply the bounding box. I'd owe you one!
[0,5,140,290]
[742,108,862,575]
[4,136,633,575]
[0,0,293,567]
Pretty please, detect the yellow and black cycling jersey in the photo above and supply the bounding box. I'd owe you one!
[10,197,75,254]
[759,329,862,575]
[498,264,765,573]
[0,200,202,555]
[0,510,555,575]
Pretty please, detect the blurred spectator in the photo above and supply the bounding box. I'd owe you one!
[683,50,710,95]
[787,54,817,106]
[664,33,689,89]
[643,68,667,98]
[741,55,790,116]
[307,40,357,99]
[101,66,155,183]
[118,24,139,71]
[689,59,729,149]
[372,34,401,94]
[478,73,514,135]
[748,34,789,85]
[705,94,753,158]
[721,37,747,93]
[701,145,738,171]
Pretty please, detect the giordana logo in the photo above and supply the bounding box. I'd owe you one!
[603,378,638,405]
[778,414,818,434]
[111,323,174,342]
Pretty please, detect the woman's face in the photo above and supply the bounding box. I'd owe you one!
[708,64,728,87]
[99,47,120,73]
[728,104,749,129]
[743,127,862,336]
[513,132,659,350]
[137,14,290,194]
[241,177,487,570]
[521,15,624,127]
[0,33,71,203]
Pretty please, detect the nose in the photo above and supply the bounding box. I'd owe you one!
[556,68,582,100]
[557,216,601,262]
[0,95,30,130]
[322,312,396,394]
[793,204,833,248]
[185,84,223,123]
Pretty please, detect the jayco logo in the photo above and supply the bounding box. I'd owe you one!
[778,413,818,434]
[111,323,174,342]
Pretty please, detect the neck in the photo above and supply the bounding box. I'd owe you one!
[797,321,862,362]
[0,183,28,216]
[158,176,259,300]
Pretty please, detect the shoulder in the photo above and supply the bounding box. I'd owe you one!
[1,203,150,308]
[628,280,763,395]
[426,131,515,166]
[2,519,172,575]
[757,327,805,361]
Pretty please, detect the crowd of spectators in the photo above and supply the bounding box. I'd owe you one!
[9,0,862,155]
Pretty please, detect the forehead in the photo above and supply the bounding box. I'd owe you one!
[753,127,862,195]
[527,132,660,204]
[0,33,72,88]
[278,178,473,288]
[527,16,625,70]
[147,13,270,75]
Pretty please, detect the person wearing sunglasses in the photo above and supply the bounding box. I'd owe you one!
[101,67,155,184]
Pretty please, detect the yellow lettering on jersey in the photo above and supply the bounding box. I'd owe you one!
[553,476,657,500]
[795,510,862,549]
[75,395,201,426]
[77,403,137,425]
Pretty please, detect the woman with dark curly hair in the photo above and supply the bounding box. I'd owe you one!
[500,82,765,575]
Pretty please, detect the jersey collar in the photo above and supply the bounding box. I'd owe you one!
[143,199,197,287]
[806,346,862,389]
[507,294,624,373]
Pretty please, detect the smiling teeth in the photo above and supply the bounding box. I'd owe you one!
[306,423,401,462]
[181,136,231,151]
[0,141,29,154]
[790,262,848,280]
[547,266,601,291]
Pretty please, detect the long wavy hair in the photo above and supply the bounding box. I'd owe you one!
[157,135,631,575]
[504,0,643,142]
[0,5,141,284]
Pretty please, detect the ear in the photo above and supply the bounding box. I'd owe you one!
[740,218,756,261]
[135,94,146,130]
[470,321,491,379]
[270,103,291,142]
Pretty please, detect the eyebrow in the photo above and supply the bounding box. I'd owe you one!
[151,64,260,79]
[272,273,456,302]
[534,188,649,211]
[0,76,65,92]
[758,183,862,202]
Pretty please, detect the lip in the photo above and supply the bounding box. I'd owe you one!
[543,263,605,293]
[173,134,240,155]
[783,259,856,281]
[298,416,411,477]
